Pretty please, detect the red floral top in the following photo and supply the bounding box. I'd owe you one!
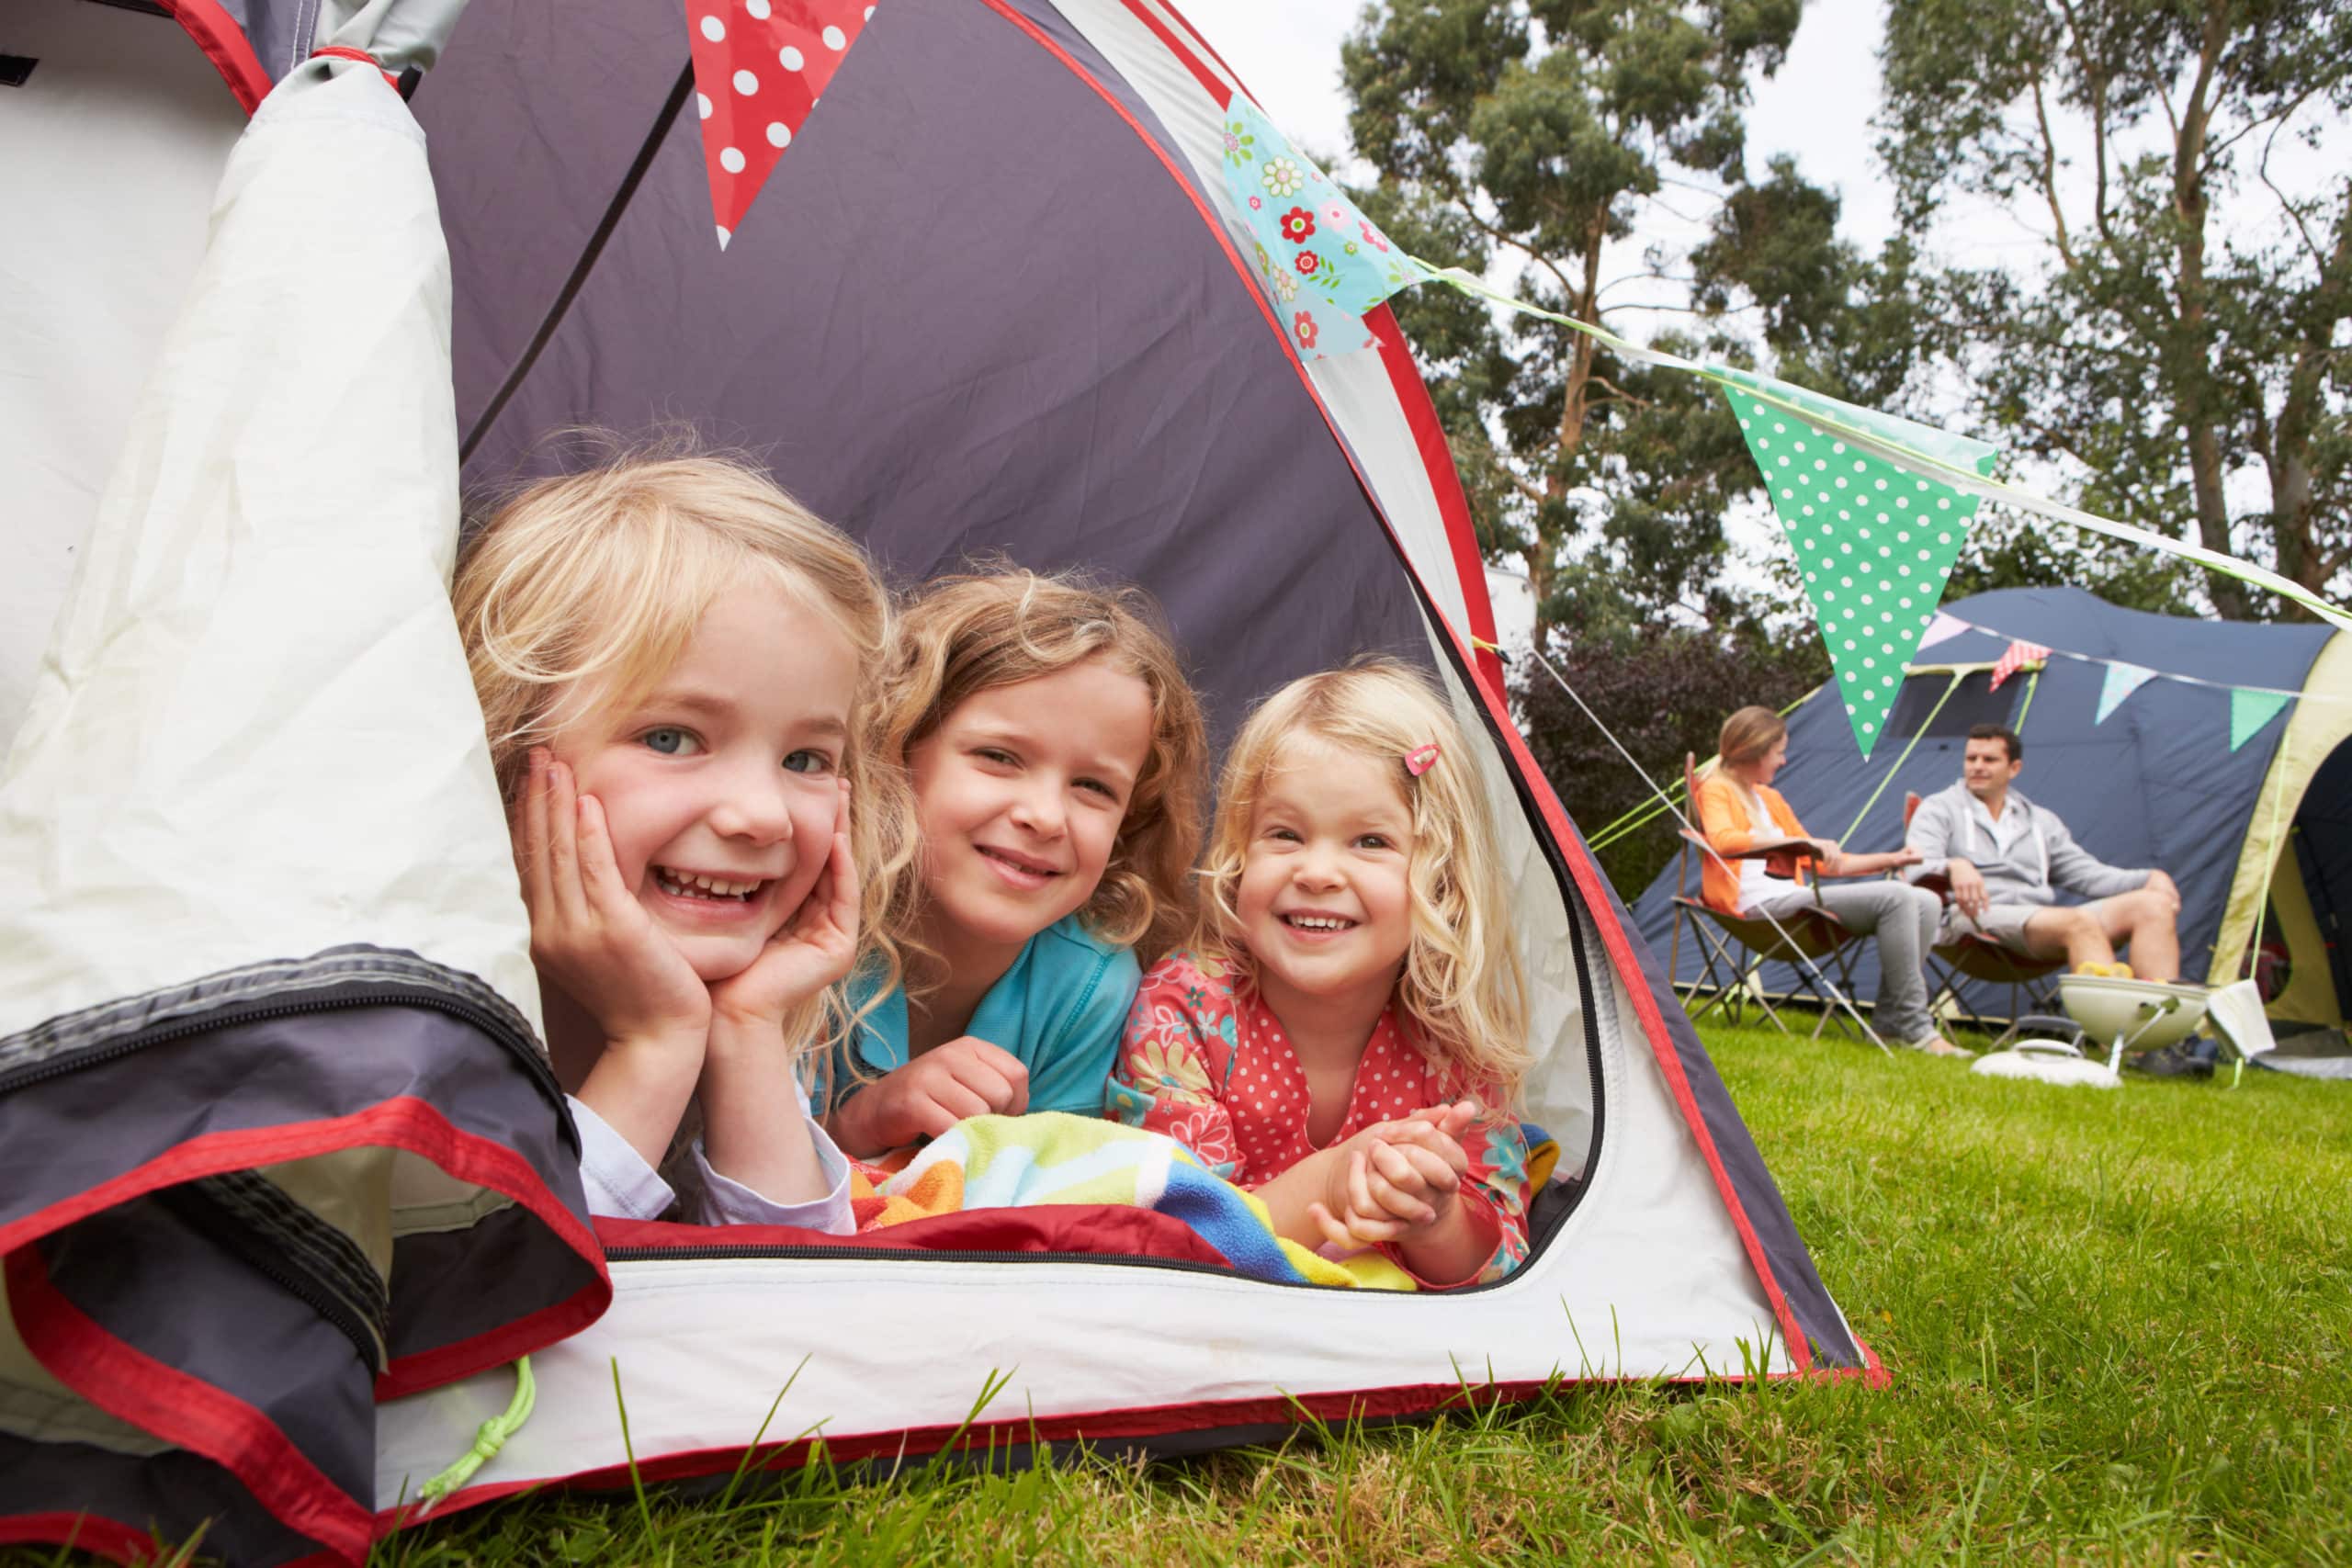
[1105,951,1532,1286]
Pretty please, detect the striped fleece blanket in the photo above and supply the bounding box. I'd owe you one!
[849,1111,1414,1291]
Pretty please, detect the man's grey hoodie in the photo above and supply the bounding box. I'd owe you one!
[1903,780,2149,908]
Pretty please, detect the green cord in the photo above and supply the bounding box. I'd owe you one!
[1585,690,1819,852]
[1838,671,1962,842]
[419,1356,536,1505]
[2011,667,2041,734]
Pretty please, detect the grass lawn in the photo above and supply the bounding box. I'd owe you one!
[28,1024,2352,1565]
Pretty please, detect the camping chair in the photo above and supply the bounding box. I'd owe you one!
[1668,755,1863,1040]
[1902,792,2065,1032]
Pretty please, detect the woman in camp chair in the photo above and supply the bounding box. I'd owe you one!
[1695,707,1964,1057]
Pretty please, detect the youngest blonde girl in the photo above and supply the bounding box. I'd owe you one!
[1108,659,1533,1288]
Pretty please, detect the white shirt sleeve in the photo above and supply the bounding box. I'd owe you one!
[567,1081,855,1234]
[569,1095,677,1222]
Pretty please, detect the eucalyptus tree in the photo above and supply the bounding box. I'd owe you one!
[1881,0,2352,618]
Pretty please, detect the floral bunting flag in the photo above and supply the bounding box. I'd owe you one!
[2093,661,2156,725]
[1217,97,1429,360]
[685,0,876,249]
[1724,378,1998,758]
[2229,688,2292,752]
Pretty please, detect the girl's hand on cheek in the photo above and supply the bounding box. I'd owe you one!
[710,778,860,1032]
[519,749,710,1050]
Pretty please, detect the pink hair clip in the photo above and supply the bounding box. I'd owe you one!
[1405,743,1441,777]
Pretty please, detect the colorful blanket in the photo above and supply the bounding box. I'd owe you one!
[849,1111,1415,1291]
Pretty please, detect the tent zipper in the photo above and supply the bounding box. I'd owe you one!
[602,1183,1583,1297]
[153,1179,387,1373]
[0,987,563,1111]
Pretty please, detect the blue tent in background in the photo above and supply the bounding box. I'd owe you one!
[1627,587,2352,1035]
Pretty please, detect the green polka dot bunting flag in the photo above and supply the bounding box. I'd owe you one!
[1721,375,2000,758]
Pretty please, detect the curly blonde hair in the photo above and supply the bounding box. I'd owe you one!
[1195,658,1529,1094]
[451,434,916,1055]
[873,569,1208,987]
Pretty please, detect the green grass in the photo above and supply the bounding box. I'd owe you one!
[22,1025,2352,1564]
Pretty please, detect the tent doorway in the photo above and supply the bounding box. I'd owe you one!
[2281,736,2352,1032]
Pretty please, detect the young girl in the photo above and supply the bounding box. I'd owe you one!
[454,448,910,1226]
[821,570,1208,1160]
[1108,659,1533,1288]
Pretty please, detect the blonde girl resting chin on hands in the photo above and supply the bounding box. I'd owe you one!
[1107,659,1534,1289]
[820,570,1207,1160]
[455,447,909,1226]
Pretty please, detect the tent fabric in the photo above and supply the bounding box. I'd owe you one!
[0,0,246,744]
[0,55,603,1562]
[2211,630,2352,1016]
[365,0,1868,1517]
[8,0,1869,1555]
[1629,587,2345,1023]
[2292,739,2352,1021]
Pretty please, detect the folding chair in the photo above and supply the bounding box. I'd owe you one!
[1902,791,2064,1032]
[1668,756,1863,1039]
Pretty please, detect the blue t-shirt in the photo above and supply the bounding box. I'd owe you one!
[825,915,1140,1121]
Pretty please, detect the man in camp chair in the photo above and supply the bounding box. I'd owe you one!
[1905,724,2184,980]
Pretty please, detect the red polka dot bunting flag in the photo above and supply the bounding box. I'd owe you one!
[684,0,876,249]
[1987,637,2051,692]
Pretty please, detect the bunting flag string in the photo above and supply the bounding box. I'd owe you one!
[2094,661,2157,725]
[1920,613,2350,705]
[675,47,2350,650]
[1188,104,2352,643]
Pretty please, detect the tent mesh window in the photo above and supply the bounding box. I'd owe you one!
[1885,669,2020,739]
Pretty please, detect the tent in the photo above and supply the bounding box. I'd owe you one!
[2,1,1871,1559]
[1627,587,2352,1038]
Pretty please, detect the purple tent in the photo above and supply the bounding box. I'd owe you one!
[0,1,1871,1559]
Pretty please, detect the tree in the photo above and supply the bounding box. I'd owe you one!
[1880,0,2352,619]
[1342,0,1940,649]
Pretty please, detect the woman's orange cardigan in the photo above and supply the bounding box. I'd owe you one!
[1691,772,1813,915]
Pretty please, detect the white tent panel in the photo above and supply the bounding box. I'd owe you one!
[0,0,245,745]
[0,59,540,1040]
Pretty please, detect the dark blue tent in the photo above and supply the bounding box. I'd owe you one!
[1628,587,2352,1031]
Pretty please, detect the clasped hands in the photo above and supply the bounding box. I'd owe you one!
[1302,1100,1481,1254]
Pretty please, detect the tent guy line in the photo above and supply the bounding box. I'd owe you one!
[1476,635,1894,1055]
[1930,614,2352,705]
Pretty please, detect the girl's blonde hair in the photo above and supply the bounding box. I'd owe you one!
[1196,658,1529,1094]
[875,570,1207,979]
[1718,705,1788,771]
[452,436,917,1052]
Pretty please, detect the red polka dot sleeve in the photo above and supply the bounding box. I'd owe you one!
[1104,952,1241,1180]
